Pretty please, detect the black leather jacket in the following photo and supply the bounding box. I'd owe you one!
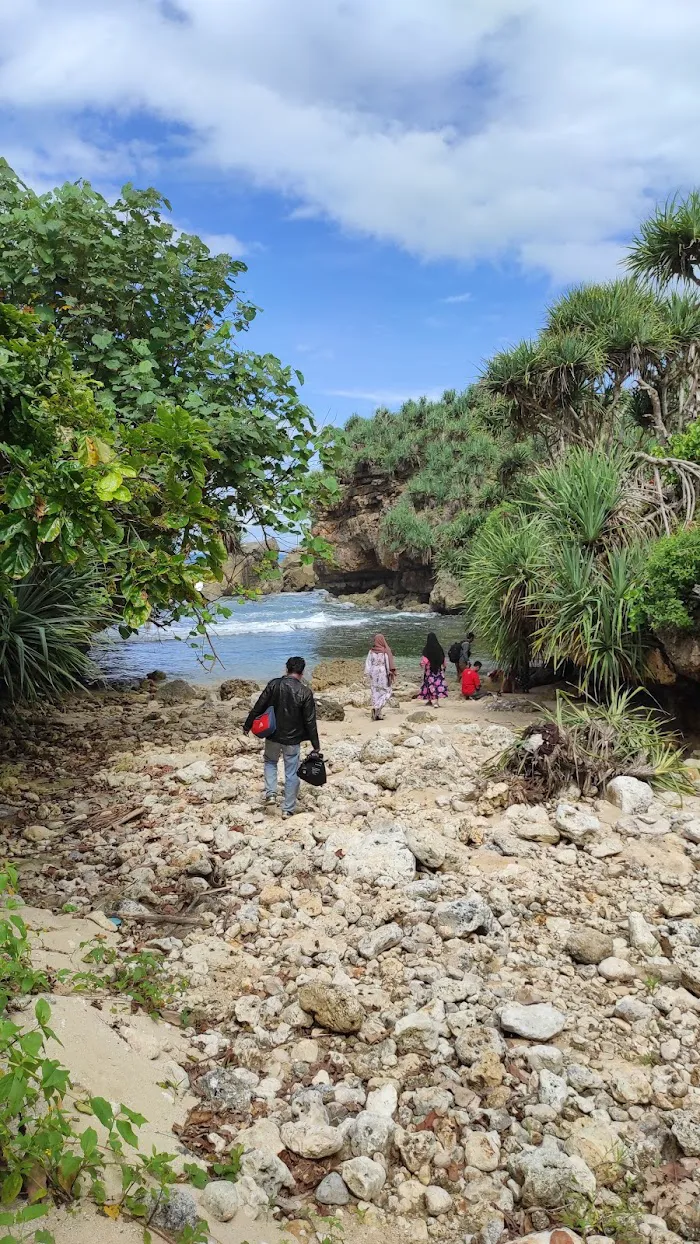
[244,675,320,750]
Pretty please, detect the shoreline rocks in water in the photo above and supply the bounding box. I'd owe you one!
[3,677,700,1244]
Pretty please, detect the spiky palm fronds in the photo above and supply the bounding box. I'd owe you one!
[530,545,646,695]
[462,510,550,668]
[627,193,700,288]
[523,445,632,548]
[0,568,110,706]
[661,291,700,347]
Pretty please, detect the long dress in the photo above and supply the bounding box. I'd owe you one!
[419,655,448,702]
[365,650,392,713]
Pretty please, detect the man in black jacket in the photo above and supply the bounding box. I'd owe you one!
[244,656,320,817]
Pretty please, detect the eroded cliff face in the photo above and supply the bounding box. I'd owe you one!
[312,467,435,602]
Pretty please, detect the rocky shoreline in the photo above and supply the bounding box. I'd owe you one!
[4,674,700,1244]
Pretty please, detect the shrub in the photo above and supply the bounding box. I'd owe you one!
[380,500,434,560]
[492,689,692,802]
[637,526,700,631]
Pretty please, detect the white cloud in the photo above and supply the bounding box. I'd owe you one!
[442,293,472,304]
[325,388,442,406]
[191,230,249,258]
[0,0,699,279]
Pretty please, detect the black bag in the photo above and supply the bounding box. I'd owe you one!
[297,751,327,787]
[447,641,462,664]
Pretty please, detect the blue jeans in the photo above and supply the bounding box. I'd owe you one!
[264,740,301,813]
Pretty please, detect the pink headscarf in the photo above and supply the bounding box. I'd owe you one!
[371,633,396,674]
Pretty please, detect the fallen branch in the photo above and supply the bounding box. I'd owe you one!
[109,912,203,927]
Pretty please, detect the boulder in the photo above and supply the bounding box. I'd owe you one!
[315,695,345,721]
[671,1111,700,1156]
[405,824,447,869]
[628,911,660,956]
[394,1010,440,1053]
[280,1108,345,1159]
[462,1130,501,1172]
[514,1137,596,1207]
[358,922,403,959]
[297,981,364,1033]
[454,1026,506,1066]
[281,549,317,592]
[565,1118,624,1173]
[315,1173,351,1206]
[424,1185,453,1215]
[239,1149,294,1200]
[608,1063,651,1105]
[365,1084,398,1117]
[598,956,638,982]
[554,804,600,845]
[175,760,214,785]
[539,1069,569,1114]
[329,824,415,887]
[395,1127,437,1173]
[155,679,197,704]
[432,894,494,938]
[341,1156,386,1201]
[429,570,466,614]
[349,1111,395,1157]
[197,1068,255,1111]
[606,776,653,815]
[613,995,653,1023]
[657,625,700,683]
[201,1176,267,1222]
[150,1189,200,1234]
[360,736,396,764]
[499,1003,567,1041]
[565,927,614,965]
[219,678,262,701]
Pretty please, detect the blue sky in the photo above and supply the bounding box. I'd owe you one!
[174,173,551,430]
[1,0,700,430]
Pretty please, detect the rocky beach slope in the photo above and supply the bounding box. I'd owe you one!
[4,674,700,1244]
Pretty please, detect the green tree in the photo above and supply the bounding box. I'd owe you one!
[0,302,231,628]
[0,162,337,632]
[483,279,700,445]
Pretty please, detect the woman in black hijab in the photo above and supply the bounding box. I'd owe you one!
[419,632,448,706]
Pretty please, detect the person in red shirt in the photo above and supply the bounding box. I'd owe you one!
[461,660,483,699]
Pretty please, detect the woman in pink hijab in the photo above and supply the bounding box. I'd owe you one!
[364,633,397,721]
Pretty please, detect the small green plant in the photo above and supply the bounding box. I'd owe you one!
[561,1192,644,1243]
[309,1213,345,1244]
[639,1050,660,1066]
[183,1146,243,1190]
[0,866,210,1243]
[71,941,187,1016]
[0,867,50,1001]
[644,972,661,994]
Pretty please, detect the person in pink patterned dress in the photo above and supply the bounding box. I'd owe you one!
[364,633,396,720]
[419,632,448,706]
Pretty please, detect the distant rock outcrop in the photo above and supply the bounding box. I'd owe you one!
[312,467,436,605]
[201,538,279,602]
[281,549,317,592]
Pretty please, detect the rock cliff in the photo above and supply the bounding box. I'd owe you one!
[313,467,463,610]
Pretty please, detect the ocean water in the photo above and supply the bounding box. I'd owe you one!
[93,590,483,684]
